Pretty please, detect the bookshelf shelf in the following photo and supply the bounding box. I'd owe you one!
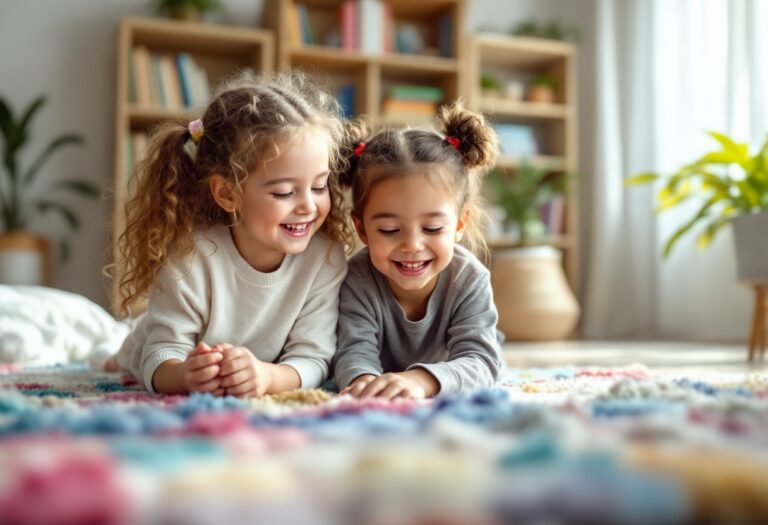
[487,234,576,250]
[478,98,570,120]
[467,34,579,297]
[266,0,465,125]
[496,154,567,171]
[111,17,273,313]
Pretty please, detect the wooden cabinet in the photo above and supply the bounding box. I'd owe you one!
[111,17,273,312]
[264,0,465,126]
[466,34,579,295]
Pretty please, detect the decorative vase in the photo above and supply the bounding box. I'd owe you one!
[731,212,768,282]
[490,246,579,340]
[527,85,555,104]
[0,232,50,286]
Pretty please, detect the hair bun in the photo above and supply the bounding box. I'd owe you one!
[337,116,373,187]
[439,100,499,171]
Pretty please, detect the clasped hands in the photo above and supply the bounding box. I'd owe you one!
[182,342,272,397]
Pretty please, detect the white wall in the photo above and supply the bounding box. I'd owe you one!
[0,0,597,311]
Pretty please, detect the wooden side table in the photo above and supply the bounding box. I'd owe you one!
[748,283,768,361]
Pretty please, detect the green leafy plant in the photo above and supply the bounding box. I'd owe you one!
[530,74,557,89]
[151,0,220,18]
[0,95,99,260]
[512,19,581,43]
[488,164,567,245]
[626,131,768,257]
[480,74,499,91]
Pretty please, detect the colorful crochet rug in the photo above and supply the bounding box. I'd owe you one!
[1,363,767,525]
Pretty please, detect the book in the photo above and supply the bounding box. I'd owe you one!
[382,99,437,115]
[176,53,193,107]
[297,4,314,45]
[337,84,356,118]
[438,12,453,57]
[130,46,152,106]
[358,0,382,54]
[389,85,443,103]
[338,0,356,50]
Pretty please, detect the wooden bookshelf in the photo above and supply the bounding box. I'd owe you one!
[466,33,580,297]
[264,0,465,125]
[111,17,273,313]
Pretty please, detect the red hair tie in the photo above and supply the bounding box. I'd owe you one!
[444,135,461,150]
[353,142,366,157]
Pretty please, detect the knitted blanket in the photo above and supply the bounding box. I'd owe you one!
[1,363,767,525]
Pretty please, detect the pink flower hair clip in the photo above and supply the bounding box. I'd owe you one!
[188,119,204,144]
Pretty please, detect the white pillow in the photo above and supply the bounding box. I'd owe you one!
[0,285,130,366]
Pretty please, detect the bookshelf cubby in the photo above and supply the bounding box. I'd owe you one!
[466,34,579,296]
[111,17,273,313]
[265,0,465,126]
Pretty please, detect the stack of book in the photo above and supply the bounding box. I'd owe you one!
[129,46,213,110]
[380,85,443,124]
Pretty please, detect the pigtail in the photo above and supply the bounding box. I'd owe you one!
[114,122,199,317]
[439,100,499,172]
[337,115,373,188]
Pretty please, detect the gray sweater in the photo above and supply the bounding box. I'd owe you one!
[334,245,503,394]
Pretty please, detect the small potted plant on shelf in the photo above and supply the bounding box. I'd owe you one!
[486,164,579,341]
[527,75,557,104]
[625,131,768,282]
[480,74,500,98]
[151,0,220,21]
[0,95,99,285]
[512,19,581,43]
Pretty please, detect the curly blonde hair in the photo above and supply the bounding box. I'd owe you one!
[337,100,499,260]
[109,71,354,317]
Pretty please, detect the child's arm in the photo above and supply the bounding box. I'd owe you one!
[408,270,504,394]
[333,269,385,391]
[276,242,349,390]
[151,342,224,395]
[342,369,439,399]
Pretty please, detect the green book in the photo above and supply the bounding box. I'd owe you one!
[390,85,444,102]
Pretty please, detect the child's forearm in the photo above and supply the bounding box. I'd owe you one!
[151,359,186,394]
[400,368,440,397]
[265,363,302,393]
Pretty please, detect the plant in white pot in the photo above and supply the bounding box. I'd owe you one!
[0,95,99,285]
[625,131,768,280]
[486,164,579,340]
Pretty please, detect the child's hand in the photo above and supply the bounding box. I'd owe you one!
[218,344,273,398]
[343,372,432,400]
[182,342,225,395]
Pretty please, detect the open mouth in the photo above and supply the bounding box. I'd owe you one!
[280,220,314,237]
[394,259,432,276]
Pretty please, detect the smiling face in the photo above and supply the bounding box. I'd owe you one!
[212,127,332,272]
[356,171,466,305]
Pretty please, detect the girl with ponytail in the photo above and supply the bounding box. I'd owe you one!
[333,101,504,399]
[106,71,354,397]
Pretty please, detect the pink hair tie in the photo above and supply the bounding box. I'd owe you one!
[444,135,461,150]
[353,142,366,157]
[188,119,204,143]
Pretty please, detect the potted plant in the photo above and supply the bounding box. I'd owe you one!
[486,164,579,340]
[512,19,581,43]
[0,95,99,285]
[625,131,768,281]
[151,0,220,21]
[480,74,500,98]
[527,75,557,104]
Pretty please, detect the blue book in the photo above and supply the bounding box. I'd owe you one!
[176,53,192,107]
[438,13,453,57]
[337,84,356,118]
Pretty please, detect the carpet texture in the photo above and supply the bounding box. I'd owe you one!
[1,363,767,525]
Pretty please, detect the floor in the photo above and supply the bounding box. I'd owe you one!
[501,340,768,373]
